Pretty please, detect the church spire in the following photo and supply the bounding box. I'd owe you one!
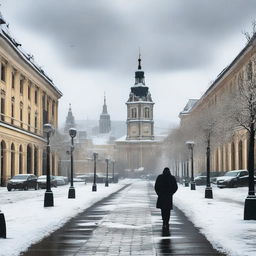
[64,103,76,133]
[102,93,108,114]
[135,53,145,85]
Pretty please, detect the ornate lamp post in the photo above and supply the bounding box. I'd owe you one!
[68,128,77,199]
[92,152,98,192]
[112,160,115,183]
[105,158,109,187]
[205,139,213,198]
[44,123,54,207]
[186,141,196,190]
[184,159,189,187]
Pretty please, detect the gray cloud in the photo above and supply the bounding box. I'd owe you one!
[5,0,256,72]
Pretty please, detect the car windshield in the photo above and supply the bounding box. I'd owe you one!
[12,175,29,180]
[224,171,239,177]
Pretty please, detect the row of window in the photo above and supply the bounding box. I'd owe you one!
[130,107,151,118]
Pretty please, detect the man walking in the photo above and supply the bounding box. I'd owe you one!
[154,167,178,229]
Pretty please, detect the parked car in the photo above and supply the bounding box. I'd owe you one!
[37,175,58,189]
[217,170,249,188]
[54,176,67,186]
[194,176,207,185]
[7,174,38,191]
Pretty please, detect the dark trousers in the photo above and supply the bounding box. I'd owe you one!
[161,208,171,224]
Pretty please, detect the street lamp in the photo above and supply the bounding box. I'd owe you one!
[92,152,98,192]
[205,139,213,198]
[185,159,189,187]
[44,123,54,207]
[112,160,115,183]
[105,158,109,187]
[186,141,196,190]
[68,128,77,199]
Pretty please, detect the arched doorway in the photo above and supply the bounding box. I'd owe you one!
[11,143,15,178]
[231,142,235,170]
[238,140,243,169]
[19,145,23,174]
[1,140,6,186]
[34,146,38,176]
[27,144,32,174]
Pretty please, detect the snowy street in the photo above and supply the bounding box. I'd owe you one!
[175,185,256,256]
[0,181,127,256]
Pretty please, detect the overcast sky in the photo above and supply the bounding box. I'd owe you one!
[1,0,256,129]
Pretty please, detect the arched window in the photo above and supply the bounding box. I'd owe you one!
[19,145,23,174]
[11,143,15,178]
[131,108,137,118]
[27,144,32,174]
[34,146,38,176]
[1,140,6,186]
[231,142,235,170]
[238,141,243,169]
[144,107,150,118]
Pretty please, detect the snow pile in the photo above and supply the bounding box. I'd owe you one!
[175,185,256,256]
[0,181,128,256]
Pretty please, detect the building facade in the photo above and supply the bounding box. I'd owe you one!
[179,34,256,174]
[0,15,62,185]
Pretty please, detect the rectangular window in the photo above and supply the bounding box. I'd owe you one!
[35,115,38,133]
[28,85,31,100]
[11,103,14,125]
[35,90,38,104]
[12,72,15,89]
[1,97,5,121]
[1,63,6,82]
[20,79,24,95]
[28,112,31,131]
[52,101,55,117]
[20,108,23,128]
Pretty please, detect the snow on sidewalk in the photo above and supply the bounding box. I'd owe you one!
[0,181,129,256]
[174,185,256,256]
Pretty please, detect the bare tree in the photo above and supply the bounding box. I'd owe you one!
[223,58,256,219]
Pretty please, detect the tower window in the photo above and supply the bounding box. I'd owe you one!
[11,103,14,124]
[28,84,31,100]
[1,97,5,121]
[131,108,137,118]
[35,89,38,104]
[144,107,150,118]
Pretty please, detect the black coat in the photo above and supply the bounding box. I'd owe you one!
[154,173,178,209]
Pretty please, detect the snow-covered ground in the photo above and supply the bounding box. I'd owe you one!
[0,181,129,256]
[174,184,256,256]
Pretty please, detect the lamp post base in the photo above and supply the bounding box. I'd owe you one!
[105,181,109,187]
[92,184,97,192]
[244,195,256,220]
[190,181,196,190]
[0,212,6,238]
[68,186,76,199]
[205,187,213,199]
[44,191,54,207]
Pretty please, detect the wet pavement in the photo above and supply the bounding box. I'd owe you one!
[22,181,226,256]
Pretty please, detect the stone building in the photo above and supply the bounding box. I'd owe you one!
[179,34,256,174]
[115,56,161,175]
[0,15,62,185]
[99,94,111,134]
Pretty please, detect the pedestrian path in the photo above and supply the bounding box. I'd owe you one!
[22,181,226,256]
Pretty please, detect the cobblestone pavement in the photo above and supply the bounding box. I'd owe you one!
[22,181,226,256]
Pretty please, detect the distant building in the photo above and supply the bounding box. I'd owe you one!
[99,94,111,134]
[115,55,162,175]
[64,104,76,133]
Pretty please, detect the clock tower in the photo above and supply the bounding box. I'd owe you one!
[126,55,154,140]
